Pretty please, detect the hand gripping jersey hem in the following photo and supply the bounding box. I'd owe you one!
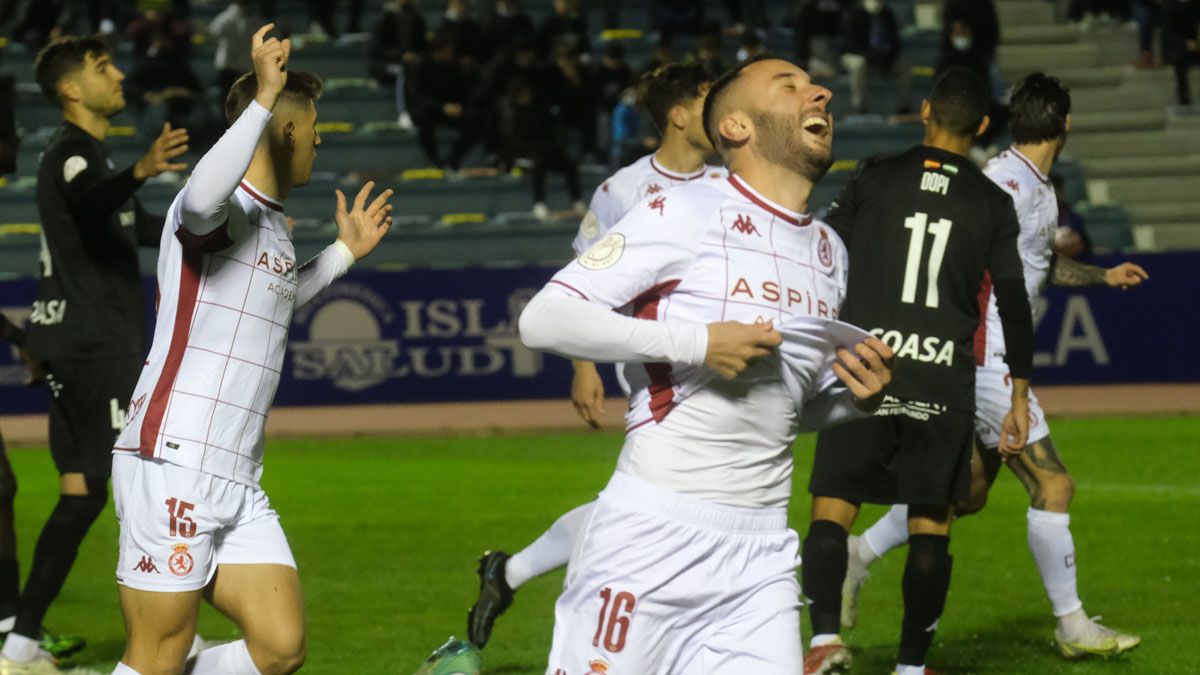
[139,248,204,457]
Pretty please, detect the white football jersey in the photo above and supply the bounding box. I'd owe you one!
[115,181,345,485]
[572,153,727,255]
[552,175,849,507]
[976,148,1057,368]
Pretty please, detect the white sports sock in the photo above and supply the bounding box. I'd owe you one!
[187,639,262,675]
[895,663,926,675]
[505,502,593,590]
[862,504,909,561]
[113,663,142,675]
[1026,507,1083,617]
[810,633,840,648]
[0,632,38,662]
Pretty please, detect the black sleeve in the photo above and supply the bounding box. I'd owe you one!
[57,138,145,220]
[0,313,24,347]
[988,196,1033,380]
[134,198,166,247]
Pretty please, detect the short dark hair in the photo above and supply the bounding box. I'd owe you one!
[35,34,113,107]
[927,66,991,137]
[1009,72,1071,144]
[637,62,715,132]
[224,70,324,125]
[701,53,778,149]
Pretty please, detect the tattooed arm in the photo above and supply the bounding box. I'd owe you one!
[1051,255,1149,289]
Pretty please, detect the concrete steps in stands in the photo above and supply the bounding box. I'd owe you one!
[1080,155,1200,179]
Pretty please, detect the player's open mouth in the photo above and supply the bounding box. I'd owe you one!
[802,115,830,139]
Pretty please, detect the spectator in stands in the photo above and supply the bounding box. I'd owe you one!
[650,0,706,39]
[125,43,215,148]
[408,36,480,171]
[609,86,642,169]
[307,0,366,40]
[370,0,427,131]
[483,0,536,58]
[537,0,589,58]
[786,0,851,75]
[1164,0,1200,104]
[500,76,584,220]
[127,1,191,66]
[542,43,598,160]
[1067,0,1132,23]
[842,0,912,114]
[736,29,767,62]
[0,73,16,176]
[439,0,487,66]
[209,0,257,103]
[936,0,1007,150]
[594,42,634,160]
[1132,0,1162,67]
[476,36,541,164]
[723,0,769,36]
[694,32,727,74]
[8,0,71,51]
[1051,173,1093,259]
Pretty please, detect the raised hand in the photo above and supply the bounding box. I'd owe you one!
[251,23,291,110]
[1104,262,1148,290]
[704,320,782,379]
[334,181,394,261]
[832,337,895,411]
[571,360,606,429]
[133,122,189,180]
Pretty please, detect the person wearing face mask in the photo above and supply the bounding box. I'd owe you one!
[936,0,1007,151]
[482,0,536,59]
[1163,0,1200,104]
[841,0,913,114]
[438,0,486,66]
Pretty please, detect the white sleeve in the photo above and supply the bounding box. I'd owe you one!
[295,240,355,309]
[179,100,272,238]
[571,180,621,256]
[519,285,707,364]
[795,370,870,433]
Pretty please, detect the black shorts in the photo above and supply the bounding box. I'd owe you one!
[808,398,974,506]
[45,355,141,479]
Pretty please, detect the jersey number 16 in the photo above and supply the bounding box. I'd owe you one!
[902,212,953,309]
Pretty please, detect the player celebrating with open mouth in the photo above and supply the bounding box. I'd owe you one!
[107,25,392,675]
[518,55,894,673]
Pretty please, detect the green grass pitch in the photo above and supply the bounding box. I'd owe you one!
[9,415,1200,674]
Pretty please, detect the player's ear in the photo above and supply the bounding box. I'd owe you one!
[667,104,689,132]
[1063,113,1072,134]
[718,111,750,147]
[974,114,990,139]
[919,99,931,127]
[283,120,296,149]
[56,78,80,107]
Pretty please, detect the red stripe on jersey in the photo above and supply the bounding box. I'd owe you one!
[632,280,682,422]
[726,176,811,227]
[548,279,589,300]
[973,271,992,366]
[175,222,234,253]
[139,249,203,456]
[238,181,284,212]
[650,156,707,181]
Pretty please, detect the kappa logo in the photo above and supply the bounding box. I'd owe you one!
[169,543,194,577]
[647,196,666,215]
[730,214,760,236]
[645,183,663,194]
[133,556,160,574]
[1005,179,1020,193]
[817,228,834,268]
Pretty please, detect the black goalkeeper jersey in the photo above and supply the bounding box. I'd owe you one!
[826,145,1033,411]
[26,123,164,361]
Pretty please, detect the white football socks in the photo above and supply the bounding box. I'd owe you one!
[1026,507,1084,618]
[505,502,593,590]
[862,504,910,562]
[0,632,38,662]
[187,639,262,675]
[112,663,141,674]
[895,663,927,675]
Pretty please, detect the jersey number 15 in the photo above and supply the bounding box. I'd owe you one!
[902,212,953,309]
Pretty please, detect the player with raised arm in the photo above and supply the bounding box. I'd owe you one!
[842,72,1144,660]
[106,25,392,675]
[519,55,895,673]
[466,61,724,650]
[799,67,1036,675]
[0,35,189,672]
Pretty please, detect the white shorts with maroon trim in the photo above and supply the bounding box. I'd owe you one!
[974,364,1051,450]
[112,452,295,592]
[546,472,802,675]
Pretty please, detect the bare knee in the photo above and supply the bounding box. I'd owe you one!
[248,629,307,675]
[1038,472,1074,512]
[954,489,988,517]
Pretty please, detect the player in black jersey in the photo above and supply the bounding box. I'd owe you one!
[0,35,189,671]
[800,68,1035,675]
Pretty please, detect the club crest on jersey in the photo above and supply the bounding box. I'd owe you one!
[578,210,601,239]
[730,213,760,236]
[168,543,194,577]
[817,228,834,268]
[647,196,666,215]
[579,233,625,270]
[586,658,612,675]
[645,183,663,194]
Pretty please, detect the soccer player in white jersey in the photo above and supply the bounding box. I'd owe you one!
[466,62,727,649]
[105,25,392,675]
[844,72,1148,660]
[518,55,895,673]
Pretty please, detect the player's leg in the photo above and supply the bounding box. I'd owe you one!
[468,502,594,648]
[115,586,204,675]
[1005,434,1140,657]
[803,495,860,651]
[839,53,868,113]
[198,564,306,675]
[895,504,953,675]
[0,434,18,628]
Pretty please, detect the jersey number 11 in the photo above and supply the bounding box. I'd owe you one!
[902,212,953,308]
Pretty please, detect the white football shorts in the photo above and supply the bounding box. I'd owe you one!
[113,452,295,592]
[547,472,802,675]
[974,364,1051,450]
